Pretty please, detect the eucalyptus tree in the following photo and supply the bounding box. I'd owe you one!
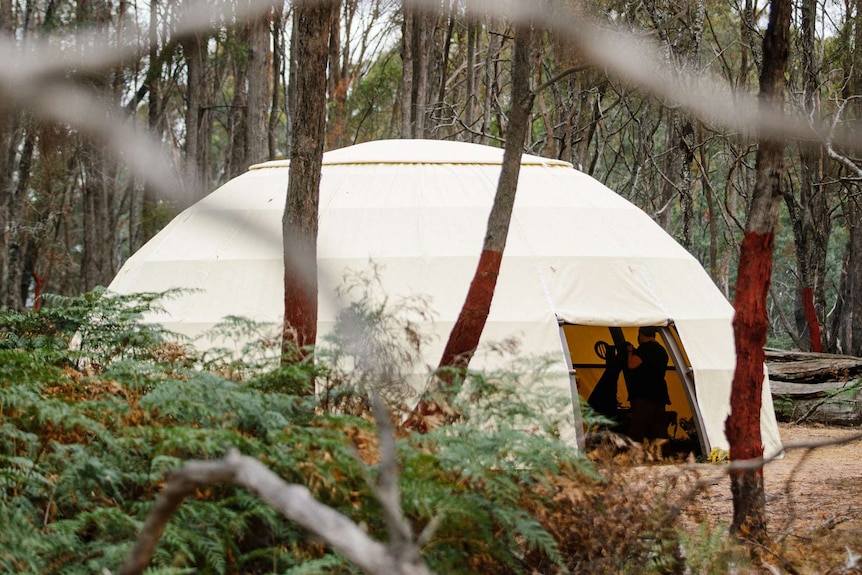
[827,0,862,356]
[726,0,791,544]
[408,18,535,429]
[282,0,340,358]
[779,0,830,352]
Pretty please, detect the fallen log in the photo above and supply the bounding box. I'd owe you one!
[765,348,862,426]
[769,380,857,399]
[765,348,862,383]
[772,380,862,426]
[764,348,861,363]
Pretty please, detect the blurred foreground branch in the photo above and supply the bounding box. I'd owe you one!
[119,400,433,575]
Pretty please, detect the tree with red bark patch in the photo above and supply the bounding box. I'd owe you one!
[406,23,535,431]
[282,0,339,362]
[725,0,791,546]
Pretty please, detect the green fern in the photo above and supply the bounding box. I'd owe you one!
[282,552,353,574]
[0,289,723,574]
[0,504,49,573]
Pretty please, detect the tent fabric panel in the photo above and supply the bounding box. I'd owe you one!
[142,209,282,261]
[759,373,784,459]
[642,260,735,323]
[673,319,735,371]
[691,367,783,458]
[545,259,673,326]
[674,319,783,457]
[511,206,693,259]
[318,207,489,259]
[110,259,284,325]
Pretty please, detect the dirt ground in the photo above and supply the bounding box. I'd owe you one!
[680,423,862,572]
[691,424,862,531]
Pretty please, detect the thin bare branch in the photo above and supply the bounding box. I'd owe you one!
[404,0,862,152]
[119,448,433,575]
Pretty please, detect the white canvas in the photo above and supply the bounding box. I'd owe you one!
[108,139,783,457]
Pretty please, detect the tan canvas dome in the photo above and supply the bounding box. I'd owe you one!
[108,139,782,456]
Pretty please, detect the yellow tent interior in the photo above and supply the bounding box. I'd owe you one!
[562,323,707,455]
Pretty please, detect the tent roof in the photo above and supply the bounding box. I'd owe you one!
[251,138,574,168]
[108,139,782,456]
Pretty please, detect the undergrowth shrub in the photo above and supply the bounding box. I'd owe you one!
[0,289,750,574]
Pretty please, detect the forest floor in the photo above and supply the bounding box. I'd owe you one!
[676,423,862,573]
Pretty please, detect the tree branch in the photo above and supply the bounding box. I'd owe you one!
[119,448,432,575]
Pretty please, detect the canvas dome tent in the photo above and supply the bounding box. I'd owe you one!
[107,139,783,457]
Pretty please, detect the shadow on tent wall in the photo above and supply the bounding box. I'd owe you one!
[558,323,711,457]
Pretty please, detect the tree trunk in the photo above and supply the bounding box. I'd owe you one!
[245,6,271,169]
[282,0,338,358]
[182,30,207,204]
[464,14,477,140]
[5,129,35,309]
[80,142,118,292]
[325,1,348,147]
[482,21,501,144]
[784,0,827,352]
[725,0,791,546]
[268,1,285,159]
[399,2,414,138]
[226,37,249,180]
[436,1,455,123]
[406,23,535,432]
[0,0,13,308]
[439,23,533,368]
[410,6,431,138]
[138,0,164,248]
[847,197,862,356]
[837,0,862,356]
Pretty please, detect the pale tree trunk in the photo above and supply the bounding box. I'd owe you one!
[0,0,16,308]
[835,0,862,356]
[5,130,35,309]
[268,1,285,159]
[740,0,761,85]
[182,30,207,204]
[408,22,535,430]
[138,0,162,248]
[464,13,477,140]
[226,38,249,179]
[677,0,704,251]
[282,0,338,358]
[784,0,827,352]
[848,199,862,356]
[326,1,348,146]
[410,6,431,138]
[399,2,413,138]
[725,0,791,546]
[657,107,677,231]
[436,1,455,126]
[245,5,271,169]
[481,21,501,145]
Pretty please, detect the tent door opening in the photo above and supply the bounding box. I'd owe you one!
[559,322,711,456]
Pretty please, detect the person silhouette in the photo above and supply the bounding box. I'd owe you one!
[625,326,671,443]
